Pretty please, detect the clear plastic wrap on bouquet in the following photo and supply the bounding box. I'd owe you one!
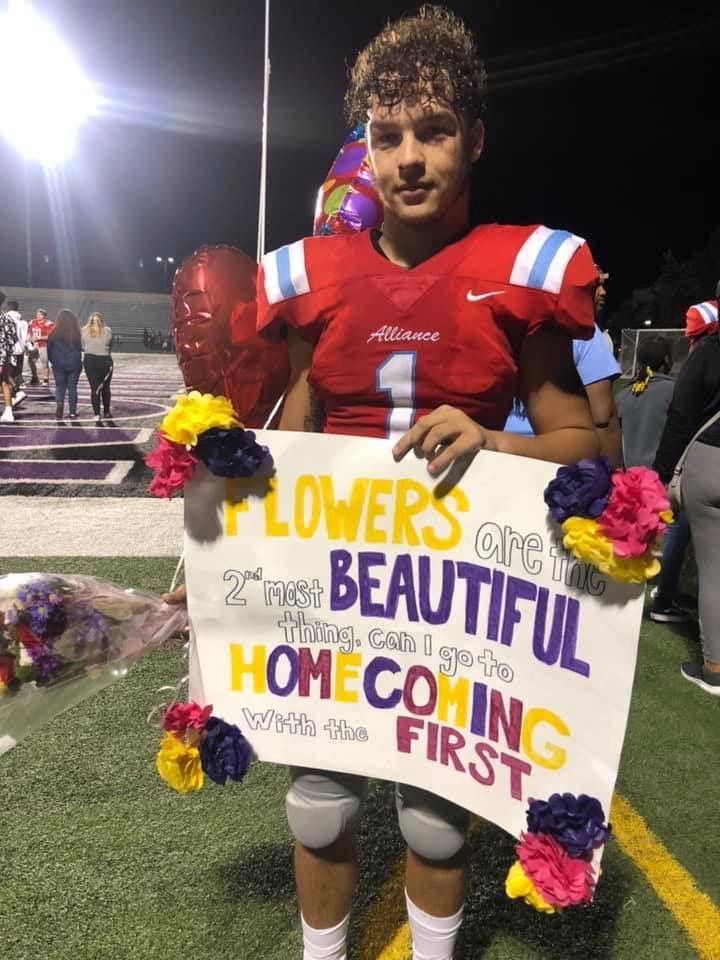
[0,573,188,755]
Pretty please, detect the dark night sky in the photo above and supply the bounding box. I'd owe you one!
[1,0,719,309]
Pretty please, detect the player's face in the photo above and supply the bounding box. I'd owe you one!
[367,96,483,228]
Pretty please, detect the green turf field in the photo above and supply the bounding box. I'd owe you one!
[1,557,718,960]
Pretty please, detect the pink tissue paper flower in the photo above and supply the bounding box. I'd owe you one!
[517,832,595,908]
[162,701,213,737]
[598,466,670,558]
[145,434,198,498]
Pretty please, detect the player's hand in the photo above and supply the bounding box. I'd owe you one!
[162,584,187,606]
[392,405,497,476]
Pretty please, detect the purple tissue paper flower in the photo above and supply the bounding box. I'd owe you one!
[199,717,253,785]
[543,456,614,524]
[195,427,271,479]
[526,793,611,858]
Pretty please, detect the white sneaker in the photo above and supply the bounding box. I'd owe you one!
[1,406,14,422]
[12,389,26,406]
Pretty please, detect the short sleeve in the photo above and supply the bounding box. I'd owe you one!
[572,323,620,386]
[257,239,325,346]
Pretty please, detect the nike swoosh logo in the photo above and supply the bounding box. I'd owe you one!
[466,290,504,302]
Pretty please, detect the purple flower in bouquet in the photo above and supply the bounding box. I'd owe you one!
[543,457,614,524]
[28,645,62,686]
[195,427,271,479]
[73,611,106,652]
[28,599,67,639]
[199,717,253,785]
[526,793,611,858]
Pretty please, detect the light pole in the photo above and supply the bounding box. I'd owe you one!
[155,256,175,290]
[0,2,96,287]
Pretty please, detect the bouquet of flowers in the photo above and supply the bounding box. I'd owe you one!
[0,573,187,754]
[505,792,611,913]
[544,457,672,583]
[144,390,272,498]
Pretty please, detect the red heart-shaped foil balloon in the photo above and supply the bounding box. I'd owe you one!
[172,245,289,427]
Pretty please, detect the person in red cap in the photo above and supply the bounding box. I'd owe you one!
[684,291,718,351]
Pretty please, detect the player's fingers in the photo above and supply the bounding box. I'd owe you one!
[419,423,457,458]
[393,408,460,461]
[393,418,435,460]
[427,430,486,476]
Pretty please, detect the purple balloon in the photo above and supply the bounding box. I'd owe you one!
[339,190,380,232]
[331,142,367,177]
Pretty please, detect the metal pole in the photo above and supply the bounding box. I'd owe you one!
[256,0,271,262]
[23,161,33,287]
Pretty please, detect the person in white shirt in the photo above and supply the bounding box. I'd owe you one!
[4,300,27,401]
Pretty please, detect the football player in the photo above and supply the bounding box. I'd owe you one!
[256,6,601,960]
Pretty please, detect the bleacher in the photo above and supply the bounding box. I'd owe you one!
[0,285,172,345]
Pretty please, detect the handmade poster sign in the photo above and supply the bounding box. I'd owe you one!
[184,430,643,842]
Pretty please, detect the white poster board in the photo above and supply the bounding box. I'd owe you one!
[185,431,641,840]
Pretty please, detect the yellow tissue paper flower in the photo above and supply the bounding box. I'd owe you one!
[160,391,239,447]
[659,509,674,524]
[561,517,660,584]
[505,861,556,914]
[156,732,204,794]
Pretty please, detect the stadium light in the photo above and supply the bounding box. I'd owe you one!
[643,319,652,327]
[155,255,175,289]
[0,2,97,165]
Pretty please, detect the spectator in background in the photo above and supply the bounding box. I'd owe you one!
[27,308,55,385]
[684,297,717,351]
[0,292,19,423]
[616,337,692,624]
[654,293,720,697]
[5,300,27,391]
[81,311,114,425]
[594,264,614,355]
[47,310,82,421]
[617,337,675,468]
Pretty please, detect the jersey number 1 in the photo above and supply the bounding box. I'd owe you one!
[376,351,416,439]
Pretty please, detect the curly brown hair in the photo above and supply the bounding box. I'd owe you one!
[344,5,487,126]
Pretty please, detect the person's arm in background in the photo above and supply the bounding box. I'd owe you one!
[573,323,623,466]
[653,346,709,482]
[585,379,622,466]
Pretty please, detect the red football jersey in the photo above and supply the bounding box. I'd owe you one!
[28,318,55,346]
[257,224,596,439]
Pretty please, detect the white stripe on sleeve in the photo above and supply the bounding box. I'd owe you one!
[509,225,552,288]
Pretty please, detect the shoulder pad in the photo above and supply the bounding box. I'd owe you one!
[509,225,586,294]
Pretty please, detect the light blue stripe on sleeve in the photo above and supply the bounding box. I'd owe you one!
[526,230,573,290]
[275,245,296,300]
